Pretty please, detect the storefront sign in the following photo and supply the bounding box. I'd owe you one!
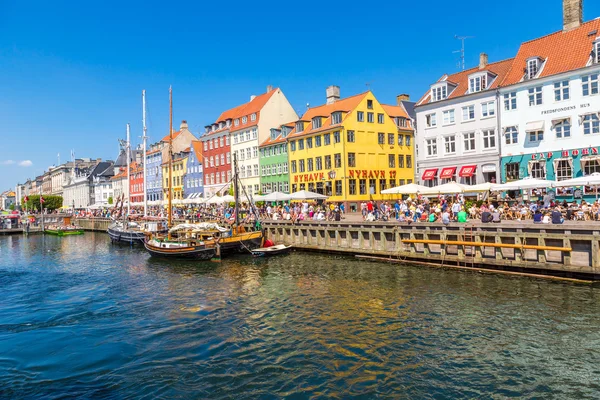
[531,147,598,160]
[540,103,590,115]
[348,169,397,179]
[293,173,325,183]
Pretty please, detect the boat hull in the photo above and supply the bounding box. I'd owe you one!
[144,241,216,260]
[45,229,84,236]
[107,226,146,244]
[251,244,292,257]
[217,231,264,254]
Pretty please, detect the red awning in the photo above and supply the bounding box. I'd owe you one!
[439,167,457,179]
[421,168,438,181]
[459,165,477,177]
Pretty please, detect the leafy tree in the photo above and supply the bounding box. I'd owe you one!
[108,196,113,205]
[9,204,15,211]
[22,195,63,211]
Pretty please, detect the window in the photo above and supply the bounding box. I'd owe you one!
[462,105,475,121]
[555,119,571,138]
[469,74,486,93]
[307,158,314,171]
[359,179,367,195]
[431,85,447,101]
[291,160,297,173]
[209,140,213,150]
[380,179,387,192]
[348,153,356,167]
[505,127,518,144]
[254,164,259,176]
[306,137,313,148]
[234,118,239,126]
[481,101,495,117]
[325,155,332,169]
[283,162,289,173]
[312,117,322,130]
[299,159,305,172]
[388,154,395,168]
[367,99,373,109]
[334,153,341,168]
[397,134,404,146]
[504,92,517,110]
[209,156,214,167]
[242,116,247,124]
[335,180,342,196]
[316,156,322,170]
[315,135,322,147]
[482,129,496,149]
[442,109,455,124]
[347,131,355,142]
[349,179,356,195]
[290,141,296,151]
[595,41,600,64]
[444,136,456,154]
[377,113,384,124]
[333,131,340,143]
[331,112,342,125]
[367,112,374,123]
[298,139,304,150]
[246,148,251,159]
[219,137,224,147]
[527,58,539,79]
[506,162,520,181]
[253,146,258,158]
[530,161,545,179]
[555,159,573,181]
[426,139,437,156]
[554,80,570,101]
[584,158,600,175]
[203,142,208,151]
[296,122,304,133]
[250,113,256,121]
[398,155,404,168]
[426,113,437,127]
[463,132,475,151]
[405,136,411,146]
[378,133,385,144]
[583,114,600,135]
[357,111,364,122]
[324,133,331,145]
[529,130,543,142]
[582,74,599,96]
[528,86,543,106]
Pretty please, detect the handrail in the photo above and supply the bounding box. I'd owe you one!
[401,239,571,252]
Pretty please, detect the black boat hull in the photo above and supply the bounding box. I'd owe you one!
[107,227,146,244]
[143,241,217,259]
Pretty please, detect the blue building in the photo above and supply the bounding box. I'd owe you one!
[184,140,204,200]
[146,143,163,202]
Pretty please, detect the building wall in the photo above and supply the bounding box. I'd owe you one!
[184,148,204,197]
[146,148,163,201]
[415,90,500,186]
[257,90,299,144]
[93,180,114,206]
[259,142,289,194]
[231,126,260,196]
[201,131,231,198]
[162,156,188,200]
[288,92,414,207]
[129,167,144,203]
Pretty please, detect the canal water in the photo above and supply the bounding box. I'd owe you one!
[1,234,599,399]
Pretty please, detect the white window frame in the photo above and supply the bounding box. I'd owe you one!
[555,159,573,181]
[250,113,256,121]
[426,113,437,127]
[505,126,518,145]
[431,84,448,102]
[242,116,247,124]
[461,105,475,122]
[527,58,539,79]
[426,138,437,156]
[528,130,544,142]
[554,80,570,101]
[468,74,486,93]
[528,86,543,106]
[583,114,600,135]
[504,92,517,110]
[554,119,571,138]
[442,109,455,125]
[463,132,476,152]
[482,129,496,149]
[444,135,456,154]
[529,160,546,179]
[481,101,495,118]
[582,73,599,96]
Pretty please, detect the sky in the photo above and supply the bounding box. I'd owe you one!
[1,0,599,191]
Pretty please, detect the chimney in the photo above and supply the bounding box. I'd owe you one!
[180,120,188,131]
[396,94,410,105]
[250,95,256,101]
[326,85,340,105]
[266,85,273,92]
[479,53,488,69]
[563,0,583,31]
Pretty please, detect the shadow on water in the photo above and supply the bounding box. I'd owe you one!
[1,234,600,399]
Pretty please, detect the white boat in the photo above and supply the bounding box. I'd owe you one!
[250,244,293,257]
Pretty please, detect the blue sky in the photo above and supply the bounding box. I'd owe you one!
[1,0,599,191]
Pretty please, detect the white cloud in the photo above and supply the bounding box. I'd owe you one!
[18,160,33,167]
[1,160,15,165]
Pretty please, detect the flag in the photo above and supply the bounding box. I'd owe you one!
[40,196,45,204]
[24,196,29,202]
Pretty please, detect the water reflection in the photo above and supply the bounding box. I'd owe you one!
[0,234,599,398]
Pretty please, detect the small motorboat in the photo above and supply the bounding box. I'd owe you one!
[250,244,293,257]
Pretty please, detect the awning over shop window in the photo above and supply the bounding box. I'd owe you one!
[421,168,438,181]
[551,117,570,129]
[525,121,545,132]
[481,163,497,173]
[459,165,477,177]
[439,167,457,180]
[580,156,600,167]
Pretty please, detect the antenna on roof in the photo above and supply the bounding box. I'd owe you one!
[453,35,474,71]
[365,82,372,90]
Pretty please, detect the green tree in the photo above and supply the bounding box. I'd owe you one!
[9,204,15,211]
[108,196,113,205]
[23,195,63,211]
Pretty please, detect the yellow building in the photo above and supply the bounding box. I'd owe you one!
[287,87,414,210]
[162,150,189,201]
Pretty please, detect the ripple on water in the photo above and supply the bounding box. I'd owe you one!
[1,235,600,399]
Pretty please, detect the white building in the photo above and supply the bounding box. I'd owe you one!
[63,176,92,209]
[498,1,600,198]
[414,54,513,186]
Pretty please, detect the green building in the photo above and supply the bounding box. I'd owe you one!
[259,124,292,194]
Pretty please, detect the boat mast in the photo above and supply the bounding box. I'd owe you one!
[233,152,239,228]
[142,90,148,217]
[168,86,173,229]
[126,123,131,216]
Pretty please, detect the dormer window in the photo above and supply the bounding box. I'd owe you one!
[431,83,448,102]
[469,73,487,93]
[226,119,231,127]
[526,57,542,80]
[234,118,239,126]
[281,126,290,138]
[296,121,304,133]
[211,124,216,132]
[242,116,248,124]
[331,112,342,125]
[219,122,224,129]
[251,113,256,121]
[270,128,278,140]
[594,39,600,64]
[312,117,322,130]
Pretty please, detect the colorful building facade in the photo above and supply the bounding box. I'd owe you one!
[162,150,189,201]
[287,86,414,211]
[184,140,204,199]
[129,162,144,204]
[259,125,291,194]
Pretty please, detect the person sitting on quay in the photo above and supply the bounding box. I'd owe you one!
[533,209,543,224]
[551,207,564,224]
[456,207,468,223]
[481,209,493,223]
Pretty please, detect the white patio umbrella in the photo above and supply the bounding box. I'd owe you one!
[464,182,493,192]
[289,190,329,200]
[419,181,467,195]
[262,191,291,202]
[551,172,600,187]
[491,177,556,191]
[251,194,266,202]
[381,183,429,194]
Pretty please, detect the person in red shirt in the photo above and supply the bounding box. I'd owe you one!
[367,201,374,213]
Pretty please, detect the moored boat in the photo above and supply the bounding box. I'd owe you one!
[45,226,85,236]
[250,244,293,257]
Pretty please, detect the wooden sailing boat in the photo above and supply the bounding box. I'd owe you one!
[143,87,263,259]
